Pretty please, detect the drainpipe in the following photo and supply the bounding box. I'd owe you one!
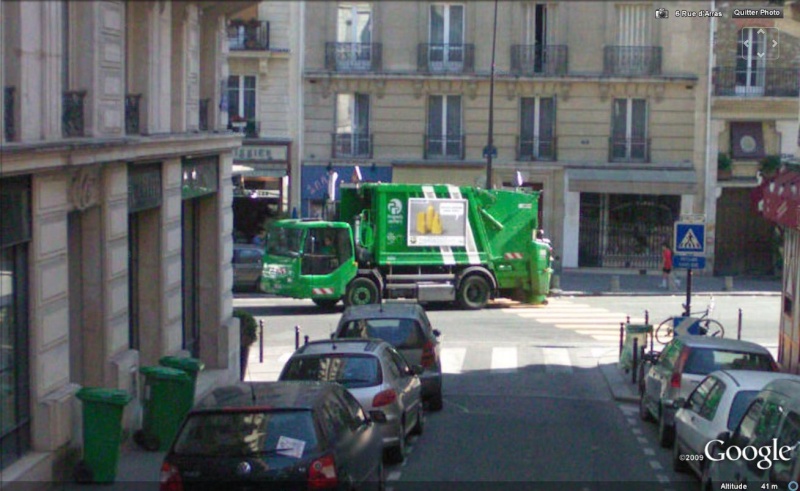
[705,0,717,271]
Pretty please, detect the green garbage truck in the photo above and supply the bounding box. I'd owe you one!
[260,183,552,309]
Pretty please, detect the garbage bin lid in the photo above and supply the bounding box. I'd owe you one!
[140,365,192,381]
[159,356,206,373]
[625,324,654,334]
[76,387,133,406]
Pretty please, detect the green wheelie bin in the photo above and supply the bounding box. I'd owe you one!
[159,355,205,399]
[74,387,133,483]
[134,366,193,451]
[527,239,553,304]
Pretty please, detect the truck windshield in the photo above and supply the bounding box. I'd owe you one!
[266,227,304,257]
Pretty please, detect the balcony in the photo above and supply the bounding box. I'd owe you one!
[424,134,465,160]
[227,20,270,51]
[712,67,800,97]
[603,46,662,77]
[517,136,557,161]
[332,133,373,159]
[230,119,260,139]
[125,94,141,135]
[510,45,568,76]
[62,91,86,138]
[418,44,475,74]
[4,86,15,141]
[325,42,382,72]
[609,137,650,163]
[199,99,210,131]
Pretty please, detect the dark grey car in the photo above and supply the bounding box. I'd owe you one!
[334,303,443,411]
[233,244,264,292]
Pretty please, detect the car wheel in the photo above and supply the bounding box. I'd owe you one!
[345,277,380,306]
[428,389,443,412]
[639,394,653,422]
[457,275,490,310]
[658,405,674,448]
[672,438,688,473]
[385,423,405,464]
[410,403,424,436]
[312,298,339,309]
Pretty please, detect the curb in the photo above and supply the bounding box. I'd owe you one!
[598,357,641,404]
[553,291,780,298]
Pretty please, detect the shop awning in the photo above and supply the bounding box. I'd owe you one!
[567,167,698,195]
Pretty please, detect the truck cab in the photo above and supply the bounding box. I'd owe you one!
[260,220,357,308]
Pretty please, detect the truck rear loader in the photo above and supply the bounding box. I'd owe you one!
[260,183,552,309]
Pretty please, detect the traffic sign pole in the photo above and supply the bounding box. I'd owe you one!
[684,268,692,316]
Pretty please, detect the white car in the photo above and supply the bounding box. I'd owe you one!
[672,370,798,483]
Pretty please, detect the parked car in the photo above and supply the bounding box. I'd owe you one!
[672,370,797,482]
[279,339,423,464]
[333,303,443,411]
[159,381,384,491]
[706,377,800,491]
[233,244,264,292]
[639,336,778,448]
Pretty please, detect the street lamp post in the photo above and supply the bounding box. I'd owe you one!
[485,0,499,189]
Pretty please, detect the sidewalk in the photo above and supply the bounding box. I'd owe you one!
[554,269,780,296]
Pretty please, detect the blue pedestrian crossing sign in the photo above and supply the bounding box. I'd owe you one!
[674,222,706,257]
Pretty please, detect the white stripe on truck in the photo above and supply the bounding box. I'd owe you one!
[447,185,480,265]
[422,185,455,265]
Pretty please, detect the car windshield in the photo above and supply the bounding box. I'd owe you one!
[727,390,759,431]
[683,348,775,375]
[281,355,381,388]
[339,318,423,349]
[266,227,304,258]
[173,410,318,458]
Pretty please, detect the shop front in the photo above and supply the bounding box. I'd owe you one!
[232,141,290,241]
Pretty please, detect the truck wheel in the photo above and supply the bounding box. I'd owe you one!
[457,275,490,310]
[345,278,379,306]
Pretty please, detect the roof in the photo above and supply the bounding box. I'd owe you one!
[712,370,797,389]
[340,303,426,322]
[674,335,772,354]
[272,219,350,230]
[295,339,385,356]
[191,381,338,412]
[761,377,800,398]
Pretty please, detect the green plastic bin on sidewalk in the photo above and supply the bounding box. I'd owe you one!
[528,240,553,304]
[159,355,205,395]
[75,387,132,483]
[619,324,653,370]
[134,366,193,452]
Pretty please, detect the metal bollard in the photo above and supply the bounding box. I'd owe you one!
[619,322,625,357]
[626,315,631,325]
[737,309,743,340]
[610,275,620,292]
[295,325,300,350]
[304,335,310,346]
[259,320,264,363]
[632,337,639,384]
[724,276,734,291]
[645,310,649,325]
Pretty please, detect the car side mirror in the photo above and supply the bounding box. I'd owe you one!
[432,329,441,337]
[673,397,687,410]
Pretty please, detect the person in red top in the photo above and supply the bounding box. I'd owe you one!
[661,243,679,290]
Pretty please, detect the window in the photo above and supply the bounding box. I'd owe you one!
[699,379,726,421]
[341,318,424,349]
[611,98,647,162]
[334,94,370,157]
[735,398,763,446]
[387,347,411,375]
[736,28,766,96]
[429,4,465,68]
[337,390,369,430]
[519,97,556,160]
[282,355,380,389]
[227,75,256,124]
[727,391,760,431]
[522,3,558,73]
[772,412,800,483]
[300,228,351,275]
[426,95,463,159]
[334,3,373,70]
[687,376,715,412]
[616,4,651,47]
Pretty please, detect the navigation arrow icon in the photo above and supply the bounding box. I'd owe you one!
[758,28,766,35]
[758,52,765,58]
[744,40,751,48]
[773,40,778,48]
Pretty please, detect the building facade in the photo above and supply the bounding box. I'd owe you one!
[301,1,711,270]
[0,0,255,484]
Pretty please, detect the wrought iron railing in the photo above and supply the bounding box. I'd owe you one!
[332,133,373,158]
[712,67,800,97]
[418,44,475,74]
[608,137,651,163]
[227,20,270,51]
[603,46,662,76]
[62,90,86,138]
[510,45,568,76]
[199,98,210,131]
[125,94,141,135]
[244,120,260,139]
[424,134,465,160]
[4,86,15,141]
[517,136,557,161]
[325,42,382,72]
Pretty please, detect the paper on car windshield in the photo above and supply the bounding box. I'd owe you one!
[276,436,305,458]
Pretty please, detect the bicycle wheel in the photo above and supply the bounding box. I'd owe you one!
[700,319,725,338]
[655,318,676,345]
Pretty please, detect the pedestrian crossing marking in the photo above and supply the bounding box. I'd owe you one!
[543,348,573,374]
[491,347,518,372]
[678,228,702,250]
[441,347,466,374]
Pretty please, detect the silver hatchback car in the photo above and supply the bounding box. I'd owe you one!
[278,339,424,464]
[640,336,777,448]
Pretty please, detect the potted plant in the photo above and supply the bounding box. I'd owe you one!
[760,154,782,177]
[717,152,732,180]
[233,309,258,380]
[230,114,247,130]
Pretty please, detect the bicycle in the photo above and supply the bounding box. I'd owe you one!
[653,296,725,345]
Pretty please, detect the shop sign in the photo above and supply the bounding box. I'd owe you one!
[233,145,288,162]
